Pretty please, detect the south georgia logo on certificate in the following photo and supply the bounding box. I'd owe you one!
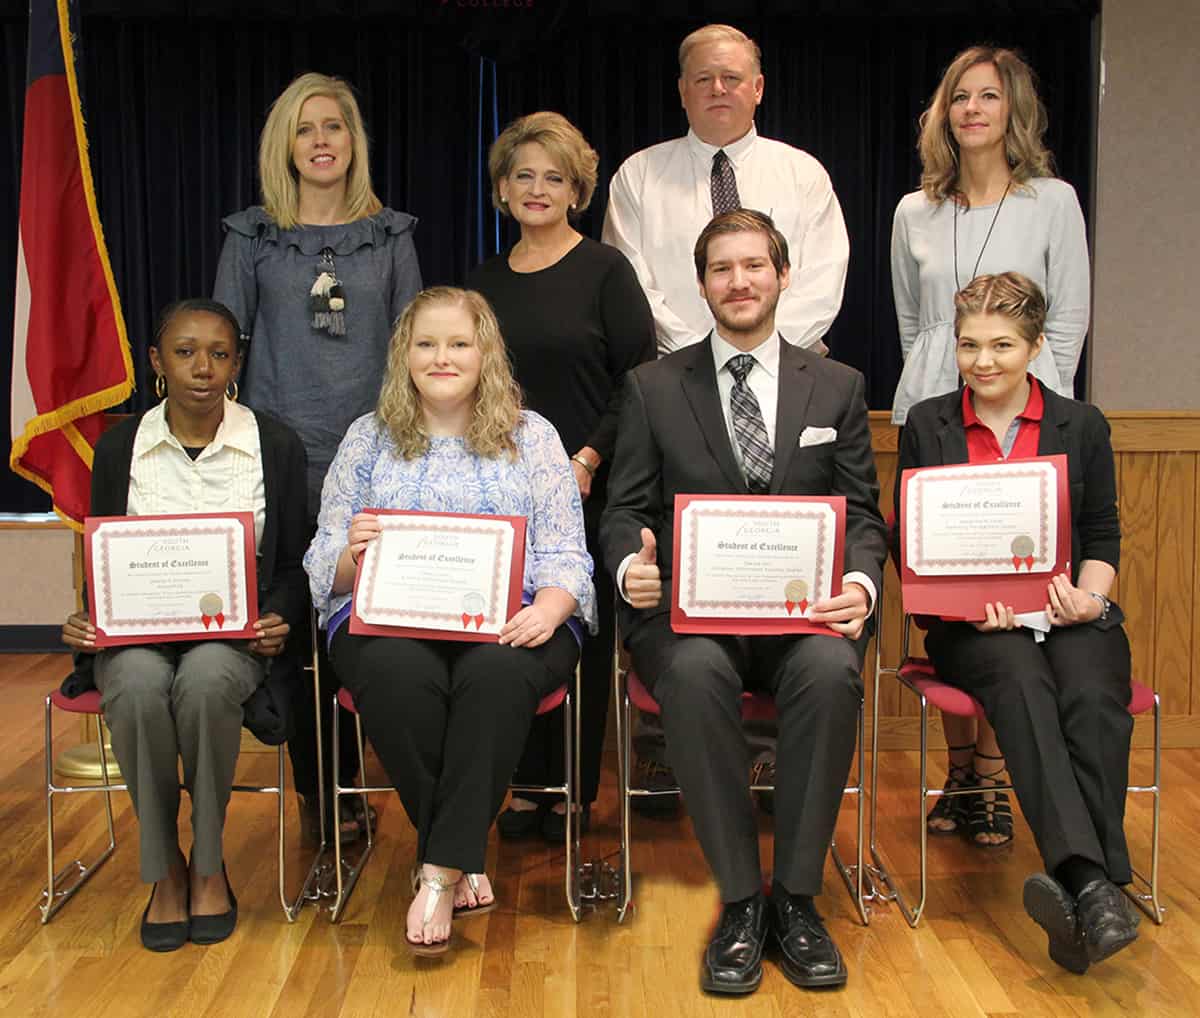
[784,579,809,616]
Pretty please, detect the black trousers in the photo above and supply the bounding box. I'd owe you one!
[628,614,864,902]
[512,495,613,806]
[925,620,1133,883]
[330,624,578,872]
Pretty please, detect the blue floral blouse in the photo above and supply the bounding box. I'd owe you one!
[304,410,598,637]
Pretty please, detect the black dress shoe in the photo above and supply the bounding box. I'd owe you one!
[140,883,189,953]
[768,888,847,988]
[496,803,544,839]
[1076,878,1139,965]
[1023,873,1089,974]
[189,864,238,946]
[701,892,768,995]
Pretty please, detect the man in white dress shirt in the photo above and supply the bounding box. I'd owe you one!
[602,23,849,357]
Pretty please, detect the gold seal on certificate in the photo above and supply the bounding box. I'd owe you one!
[350,510,526,642]
[85,513,258,646]
[784,579,809,615]
[670,495,846,636]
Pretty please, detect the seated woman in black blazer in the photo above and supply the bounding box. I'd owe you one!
[896,272,1138,974]
[61,299,308,952]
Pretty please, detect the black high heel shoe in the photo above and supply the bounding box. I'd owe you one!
[189,863,238,946]
[141,881,189,953]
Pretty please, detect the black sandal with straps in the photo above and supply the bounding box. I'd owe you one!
[926,744,977,836]
[967,752,1014,848]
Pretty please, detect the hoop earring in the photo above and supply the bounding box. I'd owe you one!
[155,374,166,399]
[226,381,238,403]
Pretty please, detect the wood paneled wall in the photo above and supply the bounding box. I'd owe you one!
[868,411,1200,749]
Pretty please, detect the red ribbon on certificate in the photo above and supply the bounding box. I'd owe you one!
[460,612,484,630]
[784,599,809,615]
[201,612,226,630]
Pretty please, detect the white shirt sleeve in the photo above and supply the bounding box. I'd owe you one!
[603,163,700,356]
[774,165,849,350]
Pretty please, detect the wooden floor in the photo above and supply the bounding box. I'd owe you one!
[3,652,1199,1018]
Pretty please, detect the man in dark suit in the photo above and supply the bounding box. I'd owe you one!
[600,210,887,995]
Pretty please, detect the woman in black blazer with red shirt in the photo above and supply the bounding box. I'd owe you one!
[895,273,1138,975]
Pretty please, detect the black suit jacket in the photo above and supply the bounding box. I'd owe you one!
[897,385,1123,623]
[600,336,888,641]
[64,408,310,744]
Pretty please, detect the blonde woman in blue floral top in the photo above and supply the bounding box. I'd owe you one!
[305,287,595,955]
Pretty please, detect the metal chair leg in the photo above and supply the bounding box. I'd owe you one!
[330,700,376,923]
[1124,691,1165,924]
[616,673,635,923]
[40,696,122,924]
[829,701,870,925]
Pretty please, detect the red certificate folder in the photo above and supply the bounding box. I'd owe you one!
[85,512,259,647]
[349,510,527,643]
[670,494,846,637]
[899,454,1071,621]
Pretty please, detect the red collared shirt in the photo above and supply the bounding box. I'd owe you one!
[962,376,1043,463]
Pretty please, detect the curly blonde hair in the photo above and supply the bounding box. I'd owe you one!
[954,272,1047,345]
[376,288,523,460]
[488,111,599,217]
[258,72,383,230]
[917,46,1055,204]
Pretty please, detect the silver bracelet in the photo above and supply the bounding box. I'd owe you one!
[1086,591,1111,621]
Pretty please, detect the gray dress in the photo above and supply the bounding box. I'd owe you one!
[214,206,422,516]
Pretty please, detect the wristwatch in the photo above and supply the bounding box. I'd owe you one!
[1087,591,1111,621]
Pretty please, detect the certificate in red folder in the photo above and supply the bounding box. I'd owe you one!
[670,494,846,636]
[899,454,1071,621]
[85,512,259,647]
[349,510,526,643]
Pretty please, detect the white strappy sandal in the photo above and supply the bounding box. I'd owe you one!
[410,864,496,919]
[454,872,497,918]
[406,871,455,956]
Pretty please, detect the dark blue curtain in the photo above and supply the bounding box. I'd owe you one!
[0,1,1098,511]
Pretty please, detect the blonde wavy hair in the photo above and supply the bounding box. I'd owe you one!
[258,72,383,230]
[918,46,1055,204]
[376,288,523,460]
[488,111,599,217]
[954,272,1047,345]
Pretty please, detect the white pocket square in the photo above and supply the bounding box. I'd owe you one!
[798,426,838,448]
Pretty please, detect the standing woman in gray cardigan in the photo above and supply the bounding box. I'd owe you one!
[214,72,422,845]
[889,46,1090,848]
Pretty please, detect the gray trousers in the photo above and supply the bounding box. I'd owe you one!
[94,642,264,883]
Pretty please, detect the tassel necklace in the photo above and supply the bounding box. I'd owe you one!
[310,247,347,336]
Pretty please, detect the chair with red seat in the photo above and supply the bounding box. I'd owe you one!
[612,652,869,925]
[40,616,329,925]
[328,677,583,922]
[867,613,1164,927]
